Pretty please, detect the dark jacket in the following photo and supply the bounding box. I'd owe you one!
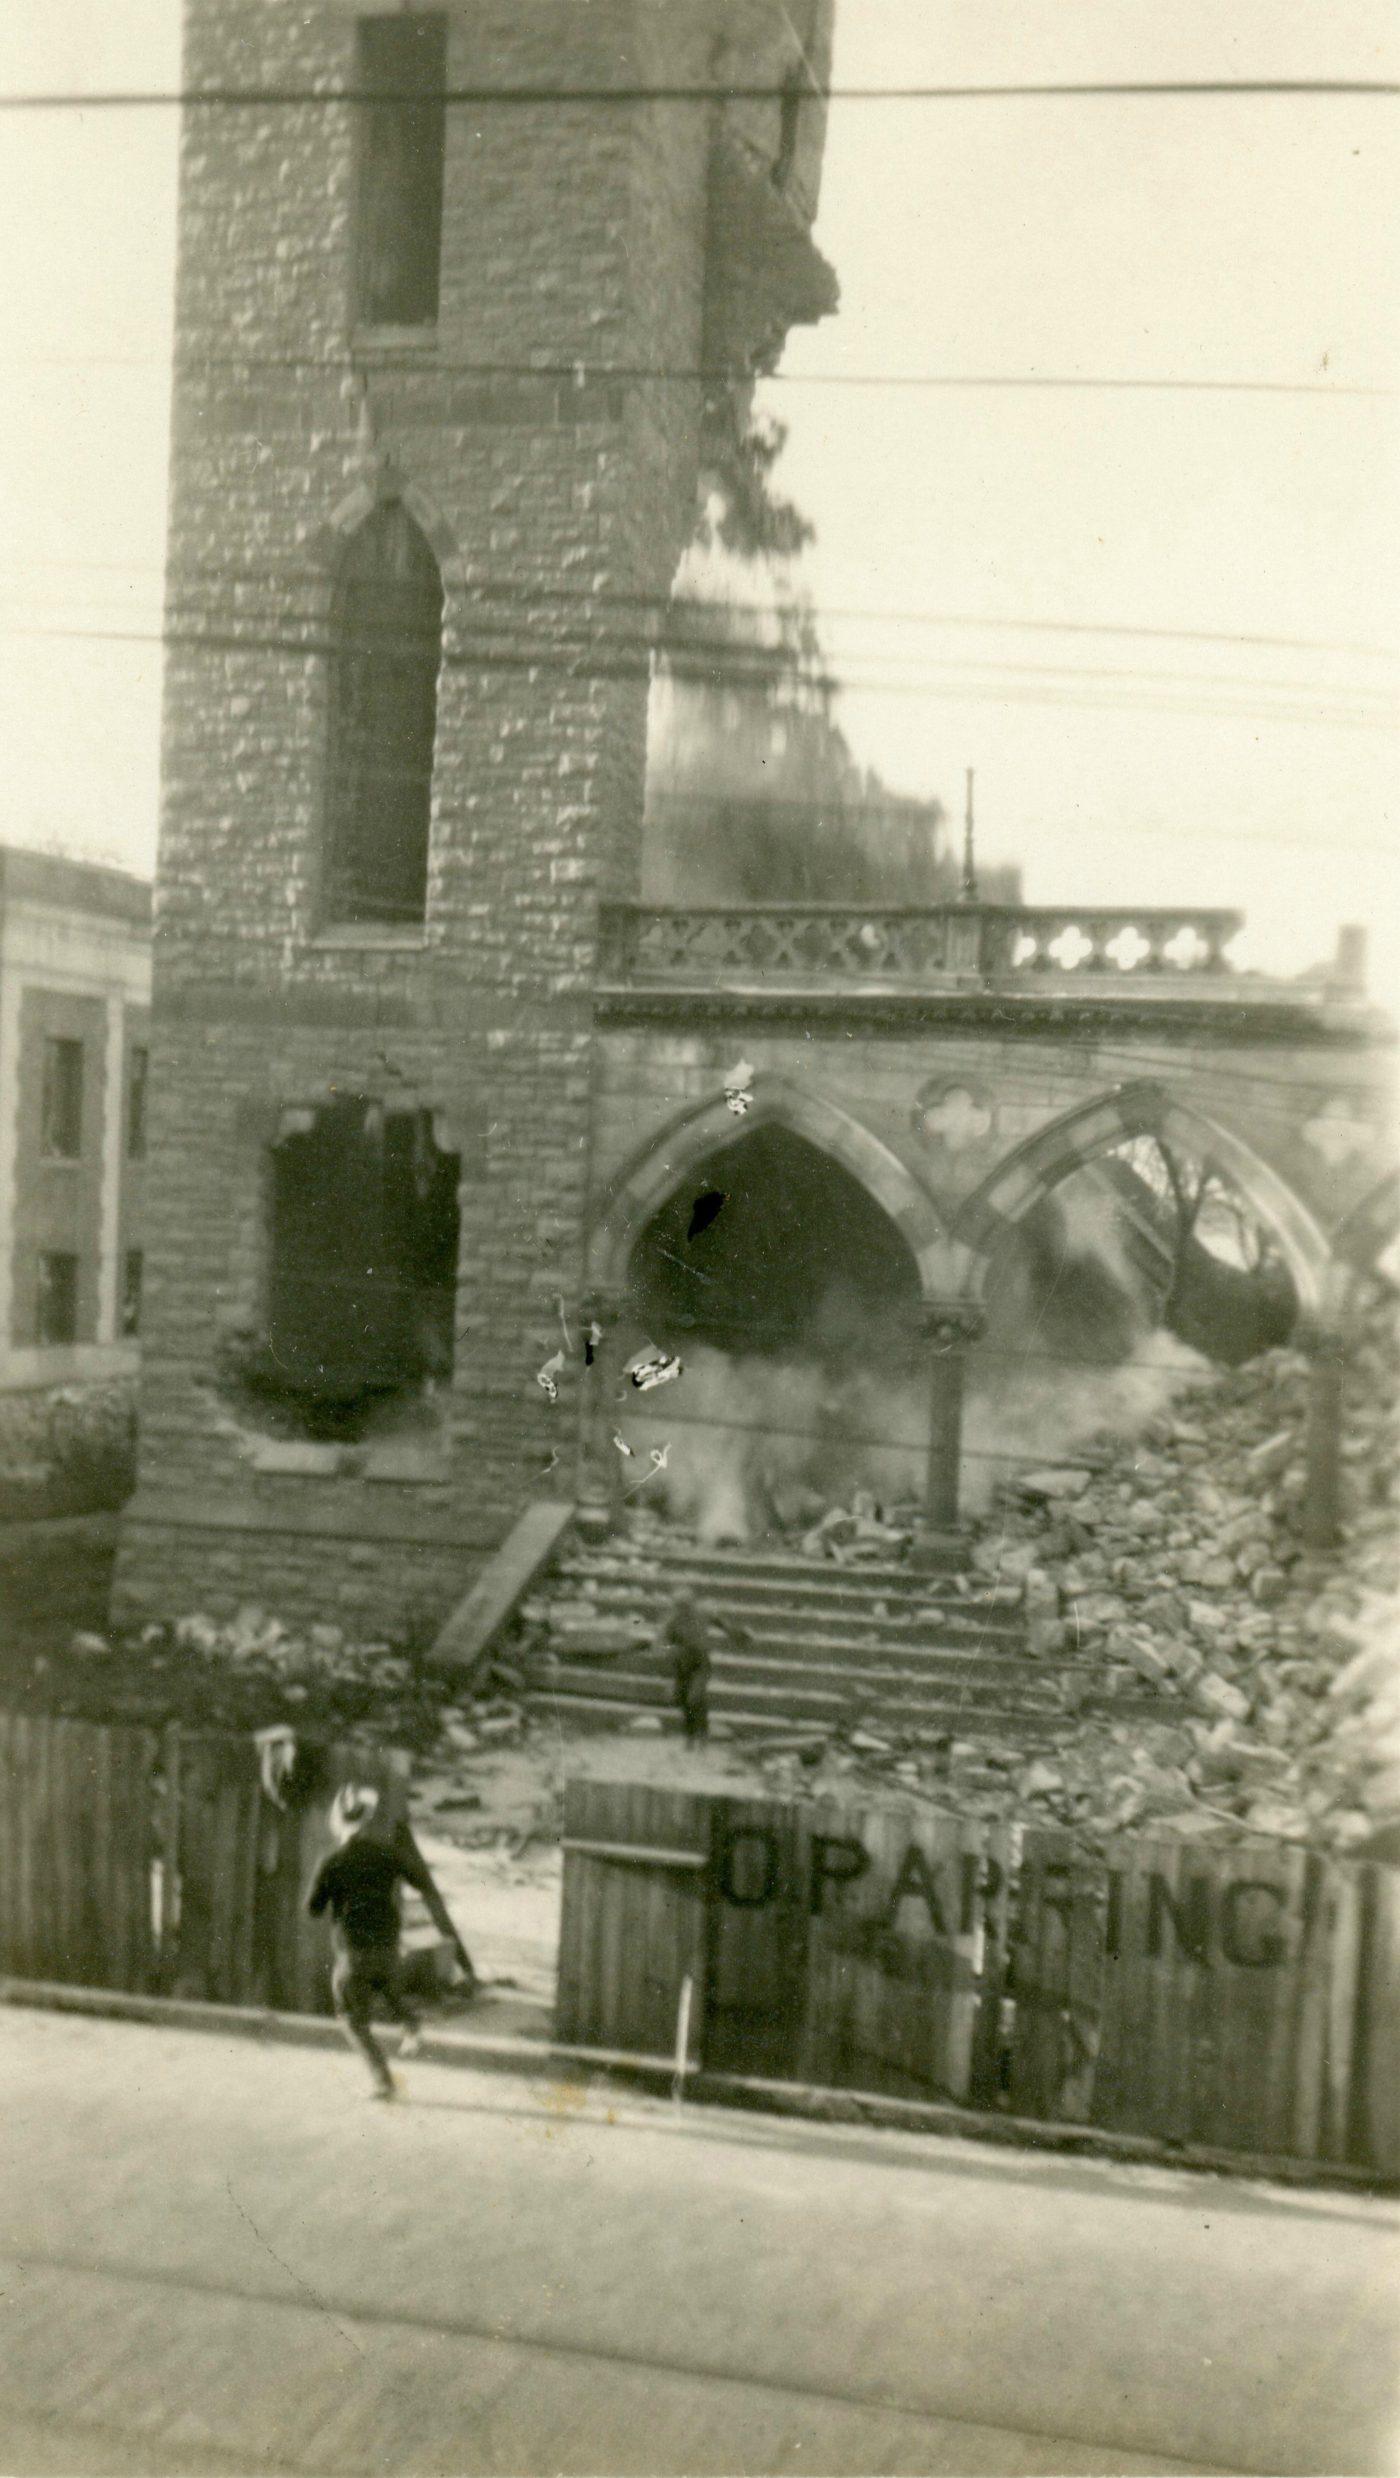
[307,1837,418,1950]
[663,1604,713,1687]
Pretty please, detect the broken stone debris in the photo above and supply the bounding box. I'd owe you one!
[48,1599,533,1782]
[797,1494,916,1564]
[955,1280,1399,1851]
[36,1289,1395,1867]
[1015,1466,1093,1503]
[503,1281,1397,1852]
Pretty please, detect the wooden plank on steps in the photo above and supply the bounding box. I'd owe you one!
[429,1499,575,1680]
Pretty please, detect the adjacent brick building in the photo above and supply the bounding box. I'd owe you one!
[0,845,151,1396]
[115,0,839,1628]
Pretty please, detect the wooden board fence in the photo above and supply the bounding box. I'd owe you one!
[557,1777,711,2063]
[0,1712,157,1992]
[0,1710,408,2014]
[557,1779,1400,2177]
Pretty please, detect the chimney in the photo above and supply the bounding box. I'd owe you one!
[1332,924,1367,994]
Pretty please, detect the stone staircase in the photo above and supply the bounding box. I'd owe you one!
[524,1531,1091,1742]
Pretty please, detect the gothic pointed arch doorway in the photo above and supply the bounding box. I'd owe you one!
[585,1084,964,1541]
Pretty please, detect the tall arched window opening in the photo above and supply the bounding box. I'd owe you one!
[325,500,443,924]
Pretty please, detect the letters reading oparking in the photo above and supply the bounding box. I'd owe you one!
[712,1822,1295,1971]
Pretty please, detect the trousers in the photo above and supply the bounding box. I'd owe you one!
[676,1674,709,1739]
[331,1940,420,2086]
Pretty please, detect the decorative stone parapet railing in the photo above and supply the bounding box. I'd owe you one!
[598,903,1246,990]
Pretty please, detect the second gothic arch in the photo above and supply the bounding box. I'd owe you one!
[952,1080,1333,1317]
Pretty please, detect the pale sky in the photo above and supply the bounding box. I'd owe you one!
[1,2,1397,986]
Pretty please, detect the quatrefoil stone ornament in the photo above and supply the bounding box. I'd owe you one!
[916,1083,994,1152]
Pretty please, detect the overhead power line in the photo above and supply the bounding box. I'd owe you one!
[1055,1046,1393,1103]
[12,580,1390,702]
[0,554,1393,664]
[2,79,1397,108]
[5,345,1393,397]
[0,614,1393,752]
[11,600,1391,717]
[0,607,1392,725]
[614,1403,1253,1463]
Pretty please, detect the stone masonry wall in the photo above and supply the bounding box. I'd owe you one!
[589,1011,1397,1273]
[116,0,829,1635]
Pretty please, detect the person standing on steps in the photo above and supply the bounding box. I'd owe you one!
[660,1592,744,1741]
[307,1784,429,2101]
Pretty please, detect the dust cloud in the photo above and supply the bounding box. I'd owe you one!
[621,1158,1207,1541]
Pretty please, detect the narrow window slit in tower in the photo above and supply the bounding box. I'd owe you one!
[354,14,448,329]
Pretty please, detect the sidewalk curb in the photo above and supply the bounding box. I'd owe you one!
[548,2041,1398,2196]
[0,1978,555,2082]
[5,1977,1393,2198]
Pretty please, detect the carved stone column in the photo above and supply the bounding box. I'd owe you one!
[576,1289,629,1538]
[917,1300,985,1546]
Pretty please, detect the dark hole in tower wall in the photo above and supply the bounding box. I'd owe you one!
[243,1096,460,1441]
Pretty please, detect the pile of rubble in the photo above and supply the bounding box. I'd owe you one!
[474,1281,1398,1853]
[51,1608,556,1860]
[954,1280,1399,1851]
[37,1286,1396,1866]
[795,1496,920,1563]
[42,1605,506,1758]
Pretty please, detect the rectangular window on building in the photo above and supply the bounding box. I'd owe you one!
[41,1036,84,1159]
[127,1046,148,1159]
[354,15,447,328]
[122,1249,144,1338]
[37,1252,79,1346]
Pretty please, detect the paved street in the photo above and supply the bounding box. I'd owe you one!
[0,2007,1396,2476]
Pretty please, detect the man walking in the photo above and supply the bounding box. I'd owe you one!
[307,1784,427,2101]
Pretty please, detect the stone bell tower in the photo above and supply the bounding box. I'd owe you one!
[115,0,838,1630]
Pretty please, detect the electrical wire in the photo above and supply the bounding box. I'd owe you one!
[0,555,1393,664]
[8,591,1388,716]
[2,79,1397,108]
[0,614,1392,739]
[4,615,1392,843]
[1019,1044,1394,1105]
[614,1402,1238,1463]
[5,347,1394,395]
[616,1333,1299,1379]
